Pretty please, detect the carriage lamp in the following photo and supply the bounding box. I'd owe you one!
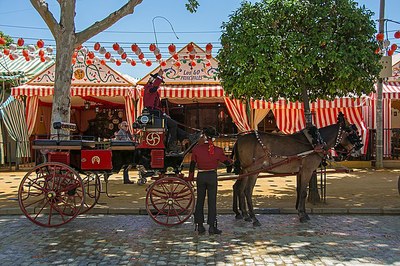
[140,115,149,124]
[84,101,90,110]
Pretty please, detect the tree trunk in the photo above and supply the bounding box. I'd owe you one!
[302,87,313,127]
[50,1,76,135]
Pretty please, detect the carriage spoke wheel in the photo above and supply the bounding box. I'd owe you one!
[146,176,195,226]
[79,172,101,214]
[18,162,84,227]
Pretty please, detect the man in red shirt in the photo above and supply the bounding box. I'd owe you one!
[189,127,232,235]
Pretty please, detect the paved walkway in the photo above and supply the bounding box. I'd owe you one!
[0,214,399,265]
[0,162,399,215]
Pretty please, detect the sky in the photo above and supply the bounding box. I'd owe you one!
[0,0,399,80]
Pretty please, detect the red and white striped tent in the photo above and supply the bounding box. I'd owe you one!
[11,57,137,136]
[136,43,252,132]
[251,98,369,154]
[363,81,400,156]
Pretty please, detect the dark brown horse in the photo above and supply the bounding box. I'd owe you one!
[231,113,362,225]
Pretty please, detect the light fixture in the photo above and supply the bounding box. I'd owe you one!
[95,105,100,113]
[84,101,90,110]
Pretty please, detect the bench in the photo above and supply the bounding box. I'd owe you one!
[110,140,137,151]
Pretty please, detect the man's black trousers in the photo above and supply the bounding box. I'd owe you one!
[194,170,218,225]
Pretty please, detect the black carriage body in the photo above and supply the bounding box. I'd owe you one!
[32,112,185,174]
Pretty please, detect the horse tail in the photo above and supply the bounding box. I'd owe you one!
[232,141,241,175]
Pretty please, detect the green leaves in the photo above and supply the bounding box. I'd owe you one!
[217,0,380,103]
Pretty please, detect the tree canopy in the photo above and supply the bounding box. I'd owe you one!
[217,0,381,103]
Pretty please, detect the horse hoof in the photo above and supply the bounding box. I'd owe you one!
[299,216,308,223]
[305,214,311,221]
[253,220,261,227]
[235,214,243,220]
[244,217,252,222]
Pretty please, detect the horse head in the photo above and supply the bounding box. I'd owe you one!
[335,112,363,160]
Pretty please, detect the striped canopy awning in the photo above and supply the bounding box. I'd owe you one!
[0,55,54,83]
[11,84,137,98]
[251,97,368,110]
[138,84,225,99]
[373,82,400,99]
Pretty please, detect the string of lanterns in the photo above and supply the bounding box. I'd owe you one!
[375,30,400,56]
[0,37,53,62]
[0,36,215,68]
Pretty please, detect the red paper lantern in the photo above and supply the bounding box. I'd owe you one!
[3,48,10,55]
[72,52,77,59]
[9,54,14,60]
[131,60,136,66]
[121,52,127,59]
[374,47,381,54]
[131,43,139,52]
[113,43,120,51]
[145,60,152,67]
[86,59,93,65]
[168,44,176,53]
[149,43,156,52]
[0,37,5,45]
[105,52,111,59]
[189,54,195,60]
[22,49,29,57]
[206,54,212,59]
[25,56,30,62]
[205,43,213,51]
[116,59,121,66]
[395,31,400,39]
[94,42,101,51]
[190,61,196,67]
[40,57,45,62]
[187,43,194,52]
[173,53,179,60]
[174,61,181,67]
[76,44,82,50]
[206,62,211,67]
[391,44,398,51]
[138,53,144,60]
[156,54,162,60]
[160,61,167,67]
[37,39,44,48]
[388,49,394,56]
[38,49,45,57]
[88,51,95,59]
[100,59,106,65]
[72,58,77,65]
[17,38,24,46]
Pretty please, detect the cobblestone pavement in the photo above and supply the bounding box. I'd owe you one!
[0,215,399,265]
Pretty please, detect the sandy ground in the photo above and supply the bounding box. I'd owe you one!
[1,163,399,213]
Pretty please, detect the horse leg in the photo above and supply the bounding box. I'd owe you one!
[245,174,261,226]
[232,180,242,219]
[297,170,313,222]
[238,176,250,221]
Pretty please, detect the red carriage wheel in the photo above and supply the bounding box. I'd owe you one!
[18,162,84,227]
[146,176,195,226]
[79,172,101,214]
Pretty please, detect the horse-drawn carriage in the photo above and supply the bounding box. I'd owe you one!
[18,110,363,228]
[19,108,197,227]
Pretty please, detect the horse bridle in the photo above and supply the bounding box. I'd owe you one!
[334,123,363,160]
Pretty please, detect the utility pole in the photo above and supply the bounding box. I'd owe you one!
[375,0,385,169]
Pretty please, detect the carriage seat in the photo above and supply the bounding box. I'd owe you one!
[110,140,137,150]
[32,139,95,150]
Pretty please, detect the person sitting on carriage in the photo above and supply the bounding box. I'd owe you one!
[115,121,134,184]
[188,127,233,235]
[143,69,199,153]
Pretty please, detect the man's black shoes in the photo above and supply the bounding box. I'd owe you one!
[209,226,222,235]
